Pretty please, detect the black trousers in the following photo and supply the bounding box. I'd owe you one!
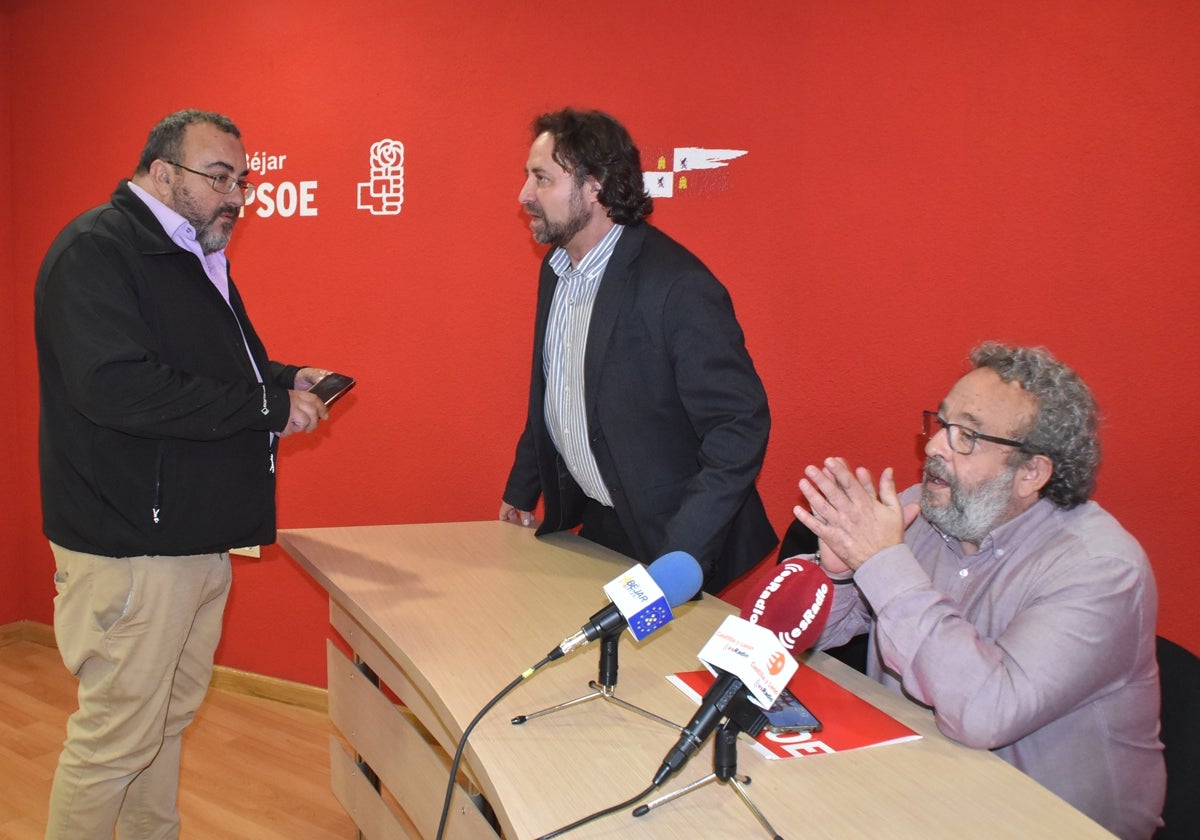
[579,498,637,560]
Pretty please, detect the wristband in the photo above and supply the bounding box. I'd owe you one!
[812,551,857,585]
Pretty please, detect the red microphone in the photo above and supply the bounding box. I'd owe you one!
[740,558,832,653]
[652,558,834,786]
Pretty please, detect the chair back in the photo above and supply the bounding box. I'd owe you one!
[1156,635,1200,839]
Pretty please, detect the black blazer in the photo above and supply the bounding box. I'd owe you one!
[504,223,777,592]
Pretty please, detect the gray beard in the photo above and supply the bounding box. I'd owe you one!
[920,461,1018,545]
[195,220,233,254]
[171,183,237,254]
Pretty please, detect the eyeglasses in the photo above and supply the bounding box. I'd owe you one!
[922,411,1029,456]
[165,161,255,201]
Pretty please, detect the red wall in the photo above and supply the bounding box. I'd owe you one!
[1,8,18,627]
[5,1,1198,685]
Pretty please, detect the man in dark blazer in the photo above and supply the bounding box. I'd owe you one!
[500,108,776,594]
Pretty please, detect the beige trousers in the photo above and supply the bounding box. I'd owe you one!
[44,543,232,840]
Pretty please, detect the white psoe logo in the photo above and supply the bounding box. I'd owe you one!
[358,139,406,216]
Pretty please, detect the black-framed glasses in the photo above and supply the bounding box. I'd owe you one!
[922,411,1029,456]
[165,160,255,200]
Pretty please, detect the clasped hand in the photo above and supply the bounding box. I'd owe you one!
[282,367,333,437]
[792,457,920,573]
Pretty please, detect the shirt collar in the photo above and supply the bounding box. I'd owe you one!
[126,180,209,252]
[549,224,624,279]
[983,496,1058,552]
[942,496,1058,559]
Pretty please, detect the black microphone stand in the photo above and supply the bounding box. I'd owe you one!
[511,630,679,730]
[633,696,784,840]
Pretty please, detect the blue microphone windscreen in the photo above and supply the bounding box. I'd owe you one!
[647,551,704,607]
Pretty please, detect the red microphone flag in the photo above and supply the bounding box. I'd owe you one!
[740,558,832,656]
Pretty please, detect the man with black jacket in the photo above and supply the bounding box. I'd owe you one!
[35,109,334,839]
[499,109,776,593]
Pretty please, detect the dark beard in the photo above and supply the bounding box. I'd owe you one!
[526,186,590,248]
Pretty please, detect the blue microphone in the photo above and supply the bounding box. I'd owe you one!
[549,551,703,660]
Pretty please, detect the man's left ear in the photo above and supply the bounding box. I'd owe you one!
[1017,454,1054,500]
[147,159,174,196]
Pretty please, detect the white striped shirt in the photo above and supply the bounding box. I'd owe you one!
[543,224,625,506]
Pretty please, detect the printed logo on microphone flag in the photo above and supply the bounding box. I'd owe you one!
[698,615,799,708]
[604,563,672,641]
[627,597,674,642]
[768,651,788,676]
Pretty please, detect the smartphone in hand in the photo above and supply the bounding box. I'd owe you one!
[309,372,356,406]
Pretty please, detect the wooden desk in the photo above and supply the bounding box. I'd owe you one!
[279,521,1112,839]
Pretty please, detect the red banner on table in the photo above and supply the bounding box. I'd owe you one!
[668,666,921,760]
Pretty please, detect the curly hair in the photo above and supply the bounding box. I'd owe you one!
[134,110,241,176]
[532,108,653,225]
[970,342,1101,509]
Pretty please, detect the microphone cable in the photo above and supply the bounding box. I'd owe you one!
[534,780,659,840]
[435,654,555,840]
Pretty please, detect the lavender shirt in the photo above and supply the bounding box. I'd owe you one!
[819,487,1165,839]
[127,181,262,382]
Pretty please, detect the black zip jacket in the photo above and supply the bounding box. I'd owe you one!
[35,181,296,557]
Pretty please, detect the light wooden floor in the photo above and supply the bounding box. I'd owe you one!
[0,640,357,839]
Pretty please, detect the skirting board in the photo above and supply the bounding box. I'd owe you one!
[0,620,328,713]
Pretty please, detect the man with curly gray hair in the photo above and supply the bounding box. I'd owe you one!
[792,343,1164,839]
